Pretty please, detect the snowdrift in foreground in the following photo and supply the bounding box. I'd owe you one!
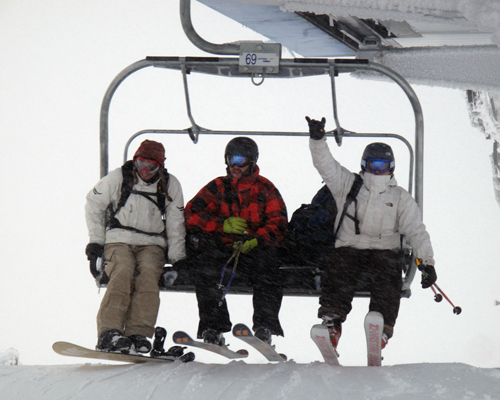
[1,360,499,400]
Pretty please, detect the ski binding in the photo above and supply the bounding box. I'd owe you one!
[232,323,286,362]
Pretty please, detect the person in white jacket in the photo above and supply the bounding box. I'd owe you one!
[306,117,437,352]
[85,139,186,353]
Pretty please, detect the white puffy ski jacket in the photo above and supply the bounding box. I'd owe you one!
[85,167,186,264]
[310,138,434,266]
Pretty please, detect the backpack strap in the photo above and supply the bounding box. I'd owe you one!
[105,161,168,238]
[334,173,363,240]
[113,160,135,216]
[130,171,168,215]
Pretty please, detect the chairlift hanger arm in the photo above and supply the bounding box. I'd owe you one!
[180,0,240,55]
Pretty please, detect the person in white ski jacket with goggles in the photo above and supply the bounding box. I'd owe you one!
[85,139,185,354]
[306,116,437,354]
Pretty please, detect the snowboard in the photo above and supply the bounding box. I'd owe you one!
[172,331,248,359]
[232,323,286,362]
[364,311,384,367]
[310,324,340,366]
[52,341,194,363]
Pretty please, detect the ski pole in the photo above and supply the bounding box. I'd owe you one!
[218,242,243,306]
[217,245,240,289]
[432,283,462,315]
[430,285,443,302]
[415,258,462,315]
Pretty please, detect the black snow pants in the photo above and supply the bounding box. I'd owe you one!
[189,245,284,339]
[318,247,402,337]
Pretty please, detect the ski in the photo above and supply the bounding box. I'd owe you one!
[232,323,286,362]
[364,311,384,367]
[172,331,248,360]
[52,341,194,364]
[310,324,340,366]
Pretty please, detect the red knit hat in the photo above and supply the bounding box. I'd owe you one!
[133,140,166,165]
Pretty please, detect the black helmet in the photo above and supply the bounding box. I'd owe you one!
[224,137,259,164]
[361,142,395,173]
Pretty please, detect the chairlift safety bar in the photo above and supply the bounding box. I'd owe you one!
[100,57,424,209]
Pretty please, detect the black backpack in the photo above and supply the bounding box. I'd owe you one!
[280,174,363,266]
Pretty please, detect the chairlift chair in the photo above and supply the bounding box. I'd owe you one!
[93,0,425,299]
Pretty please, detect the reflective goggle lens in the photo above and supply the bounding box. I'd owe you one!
[135,157,160,173]
[227,154,250,168]
[363,159,394,173]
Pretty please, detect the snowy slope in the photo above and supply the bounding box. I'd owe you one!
[1,357,500,399]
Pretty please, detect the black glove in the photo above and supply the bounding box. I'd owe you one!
[306,116,326,140]
[85,243,104,261]
[419,264,437,289]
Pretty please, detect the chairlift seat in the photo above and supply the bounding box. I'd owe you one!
[159,248,414,298]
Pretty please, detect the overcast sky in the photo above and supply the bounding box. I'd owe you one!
[1,0,499,367]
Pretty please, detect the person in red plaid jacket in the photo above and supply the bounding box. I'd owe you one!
[184,137,288,347]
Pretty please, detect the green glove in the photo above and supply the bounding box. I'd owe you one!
[235,238,258,254]
[223,217,248,234]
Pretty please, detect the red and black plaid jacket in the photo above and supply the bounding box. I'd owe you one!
[185,166,288,248]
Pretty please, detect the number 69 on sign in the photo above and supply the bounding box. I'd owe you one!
[240,53,279,67]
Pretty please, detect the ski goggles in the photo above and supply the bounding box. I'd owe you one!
[362,159,395,174]
[135,157,160,174]
[226,154,251,168]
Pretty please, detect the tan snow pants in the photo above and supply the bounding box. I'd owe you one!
[96,243,165,338]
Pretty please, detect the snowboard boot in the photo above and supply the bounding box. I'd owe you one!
[96,329,133,354]
[129,334,152,354]
[202,329,225,346]
[321,314,342,349]
[254,327,272,346]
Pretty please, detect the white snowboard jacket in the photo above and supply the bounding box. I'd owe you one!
[85,166,186,264]
[310,138,434,266]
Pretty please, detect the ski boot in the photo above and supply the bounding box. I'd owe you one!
[254,327,272,346]
[381,333,389,349]
[202,329,225,346]
[321,314,342,350]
